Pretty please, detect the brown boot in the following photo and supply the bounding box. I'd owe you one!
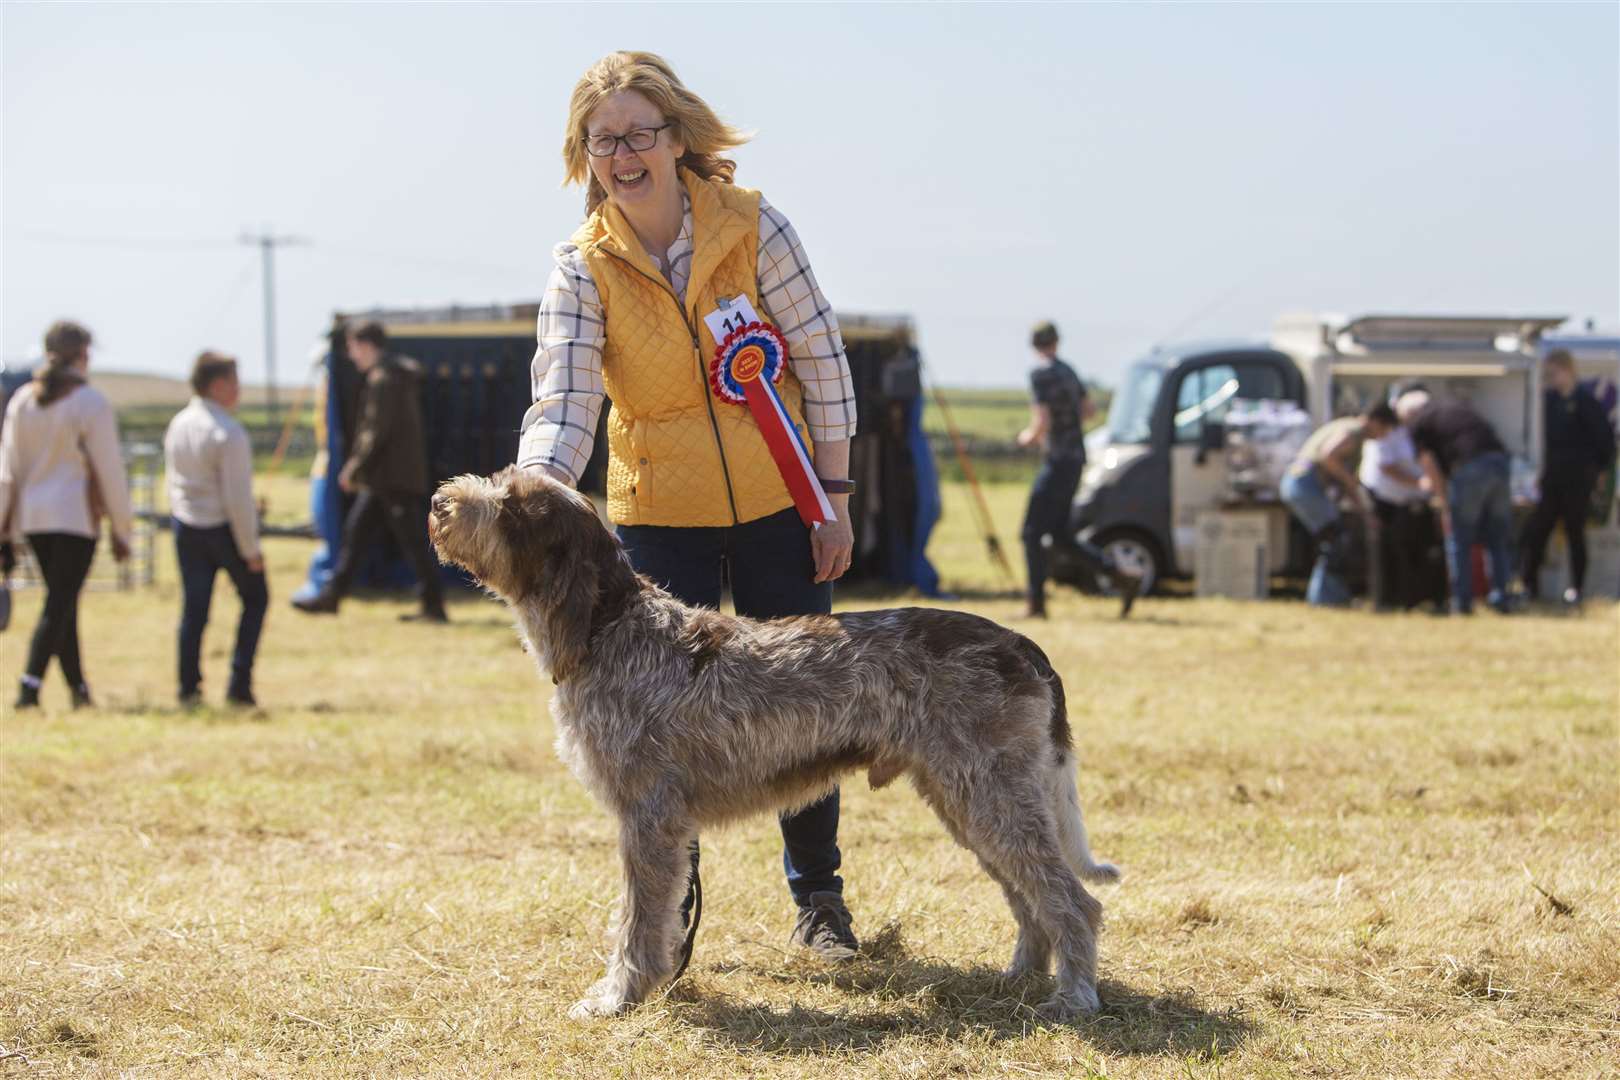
[1023,593,1048,619]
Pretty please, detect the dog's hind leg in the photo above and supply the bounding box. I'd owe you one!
[570,805,693,1019]
[913,772,1052,979]
[1048,753,1121,885]
[979,857,1052,979]
[963,781,1104,1021]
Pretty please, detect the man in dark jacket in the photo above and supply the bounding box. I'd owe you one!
[293,321,447,622]
[1399,391,1514,615]
[1520,350,1617,604]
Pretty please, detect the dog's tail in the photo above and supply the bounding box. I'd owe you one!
[1014,633,1118,884]
[1049,751,1122,885]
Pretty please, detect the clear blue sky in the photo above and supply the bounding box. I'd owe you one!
[4,2,1615,389]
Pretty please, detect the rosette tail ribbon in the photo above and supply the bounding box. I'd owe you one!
[710,322,836,528]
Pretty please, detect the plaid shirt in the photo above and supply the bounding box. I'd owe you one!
[517,194,857,483]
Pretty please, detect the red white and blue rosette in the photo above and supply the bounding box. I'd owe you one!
[709,321,835,527]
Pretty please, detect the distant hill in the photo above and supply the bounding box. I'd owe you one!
[71,371,278,409]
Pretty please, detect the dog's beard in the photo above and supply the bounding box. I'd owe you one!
[438,519,515,595]
[431,479,514,593]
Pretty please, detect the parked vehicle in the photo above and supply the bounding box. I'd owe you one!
[1055,313,1566,596]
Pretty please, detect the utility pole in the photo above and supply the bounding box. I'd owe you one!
[239,228,307,422]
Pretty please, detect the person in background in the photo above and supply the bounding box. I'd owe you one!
[1397,391,1514,614]
[1279,403,1395,606]
[1358,404,1440,611]
[292,321,447,622]
[1017,321,1139,618]
[164,351,267,707]
[0,320,132,709]
[1520,350,1617,605]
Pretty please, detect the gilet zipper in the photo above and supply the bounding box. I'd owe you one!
[601,248,741,526]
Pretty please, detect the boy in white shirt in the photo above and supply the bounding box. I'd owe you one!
[164,352,266,706]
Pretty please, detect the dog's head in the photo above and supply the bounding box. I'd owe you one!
[430,467,636,679]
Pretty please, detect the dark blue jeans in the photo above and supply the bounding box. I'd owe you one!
[1445,451,1513,613]
[1281,466,1352,606]
[617,507,842,908]
[175,522,268,697]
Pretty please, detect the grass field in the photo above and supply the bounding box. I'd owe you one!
[2,475,1617,1078]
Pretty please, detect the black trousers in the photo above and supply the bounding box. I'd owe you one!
[1369,497,1445,611]
[1021,454,1084,601]
[1021,454,1112,601]
[22,532,97,687]
[327,488,444,607]
[1521,471,1597,595]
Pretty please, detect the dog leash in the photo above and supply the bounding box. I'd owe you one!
[670,865,702,983]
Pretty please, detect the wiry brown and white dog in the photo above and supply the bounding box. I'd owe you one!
[429,467,1120,1021]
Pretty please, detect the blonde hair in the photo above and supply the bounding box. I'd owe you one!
[562,52,750,216]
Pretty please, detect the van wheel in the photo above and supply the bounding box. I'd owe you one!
[1093,529,1163,597]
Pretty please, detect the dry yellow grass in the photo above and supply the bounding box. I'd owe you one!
[2,477,1617,1078]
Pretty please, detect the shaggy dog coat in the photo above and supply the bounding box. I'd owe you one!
[428,468,1119,1020]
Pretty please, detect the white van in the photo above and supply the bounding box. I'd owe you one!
[1055,313,1566,595]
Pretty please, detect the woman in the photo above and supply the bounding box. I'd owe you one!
[0,320,133,709]
[518,52,861,964]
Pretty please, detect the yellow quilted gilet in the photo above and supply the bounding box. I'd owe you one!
[573,169,810,526]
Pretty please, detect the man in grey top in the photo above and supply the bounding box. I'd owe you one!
[164,351,267,706]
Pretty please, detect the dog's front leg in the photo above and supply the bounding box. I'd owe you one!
[570,804,692,1018]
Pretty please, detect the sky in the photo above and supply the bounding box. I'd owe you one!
[3,2,1616,390]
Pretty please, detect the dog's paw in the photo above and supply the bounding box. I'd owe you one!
[1082,861,1122,884]
[568,994,631,1019]
[1035,983,1100,1023]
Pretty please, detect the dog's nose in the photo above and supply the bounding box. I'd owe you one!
[430,492,450,517]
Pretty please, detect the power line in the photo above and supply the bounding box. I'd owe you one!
[308,245,536,280]
[11,229,237,252]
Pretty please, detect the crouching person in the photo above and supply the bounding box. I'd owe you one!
[1280,402,1395,606]
[164,351,267,707]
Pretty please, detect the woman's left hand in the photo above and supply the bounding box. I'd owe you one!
[812,513,855,583]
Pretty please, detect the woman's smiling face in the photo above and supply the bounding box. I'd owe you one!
[585,89,685,214]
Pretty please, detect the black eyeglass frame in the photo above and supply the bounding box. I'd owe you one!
[582,122,675,158]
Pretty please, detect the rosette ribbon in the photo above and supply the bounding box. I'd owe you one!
[709,321,835,527]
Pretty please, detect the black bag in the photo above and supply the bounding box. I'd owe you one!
[0,540,13,632]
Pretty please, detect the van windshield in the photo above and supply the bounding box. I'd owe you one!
[1107,361,1165,444]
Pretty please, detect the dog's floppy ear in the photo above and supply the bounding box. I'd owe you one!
[511,478,600,682]
[543,546,597,682]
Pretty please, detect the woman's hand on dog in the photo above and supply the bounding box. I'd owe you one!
[812,508,855,583]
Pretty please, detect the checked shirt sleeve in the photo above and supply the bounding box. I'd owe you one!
[517,245,606,485]
[757,198,857,442]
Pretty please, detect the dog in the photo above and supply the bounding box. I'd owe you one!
[428,467,1120,1021]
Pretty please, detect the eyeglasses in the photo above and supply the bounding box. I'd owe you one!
[582,122,674,158]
